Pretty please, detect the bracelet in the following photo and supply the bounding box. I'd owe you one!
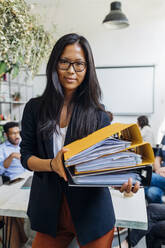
[50,158,54,171]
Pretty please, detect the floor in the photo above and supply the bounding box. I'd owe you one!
[0,227,165,248]
[68,231,147,248]
[112,231,146,248]
[68,231,165,248]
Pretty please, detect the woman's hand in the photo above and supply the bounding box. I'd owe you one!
[114,178,140,194]
[51,148,69,181]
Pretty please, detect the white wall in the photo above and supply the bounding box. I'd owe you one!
[28,0,165,144]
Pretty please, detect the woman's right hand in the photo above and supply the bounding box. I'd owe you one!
[51,148,69,181]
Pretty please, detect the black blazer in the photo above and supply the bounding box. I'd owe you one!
[20,98,115,246]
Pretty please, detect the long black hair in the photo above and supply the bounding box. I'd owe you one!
[38,33,105,141]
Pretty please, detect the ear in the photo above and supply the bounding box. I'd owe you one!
[4,133,8,139]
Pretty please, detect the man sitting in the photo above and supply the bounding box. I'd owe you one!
[0,122,25,180]
[0,122,27,248]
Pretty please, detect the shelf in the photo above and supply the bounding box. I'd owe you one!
[0,120,8,125]
[1,81,33,87]
[0,73,34,124]
[0,120,20,125]
[0,101,26,104]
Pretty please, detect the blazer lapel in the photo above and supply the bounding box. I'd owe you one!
[64,122,72,146]
[44,135,54,158]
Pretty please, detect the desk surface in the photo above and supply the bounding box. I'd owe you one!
[0,171,32,218]
[0,172,148,231]
[110,187,148,230]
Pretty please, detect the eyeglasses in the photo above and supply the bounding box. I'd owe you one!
[58,59,87,72]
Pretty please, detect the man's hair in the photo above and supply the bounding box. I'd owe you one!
[3,122,19,133]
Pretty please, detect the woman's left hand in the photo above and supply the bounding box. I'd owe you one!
[115,178,140,194]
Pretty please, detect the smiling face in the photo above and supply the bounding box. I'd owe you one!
[57,43,87,95]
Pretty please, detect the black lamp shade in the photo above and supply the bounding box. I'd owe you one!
[103,1,129,29]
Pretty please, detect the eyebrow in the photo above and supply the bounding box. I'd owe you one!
[60,57,86,62]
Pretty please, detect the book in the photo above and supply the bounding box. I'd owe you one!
[21,176,33,189]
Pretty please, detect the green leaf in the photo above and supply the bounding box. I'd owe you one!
[11,64,19,79]
[18,56,24,65]
[0,61,7,77]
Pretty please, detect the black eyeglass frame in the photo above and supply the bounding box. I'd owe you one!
[57,59,87,72]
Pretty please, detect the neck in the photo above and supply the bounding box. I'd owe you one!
[7,140,18,146]
[64,90,75,105]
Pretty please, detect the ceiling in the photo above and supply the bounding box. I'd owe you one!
[26,0,165,38]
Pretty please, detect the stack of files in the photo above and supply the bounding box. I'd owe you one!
[70,166,152,187]
[65,138,133,167]
[63,123,154,187]
[74,151,142,173]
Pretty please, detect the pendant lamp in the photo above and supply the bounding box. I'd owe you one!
[103,1,129,29]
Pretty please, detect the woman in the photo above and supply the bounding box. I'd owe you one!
[20,33,139,248]
[137,115,154,147]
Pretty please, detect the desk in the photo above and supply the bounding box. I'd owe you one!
[0,175,147,248]
[0,171,32,248]
[110,187,148,230]
[110,188,148,248]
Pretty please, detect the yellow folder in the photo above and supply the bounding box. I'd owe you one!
[64,123,143,162]
[63,123,154,179]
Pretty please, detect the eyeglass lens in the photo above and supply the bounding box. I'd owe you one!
[58,59,86,72]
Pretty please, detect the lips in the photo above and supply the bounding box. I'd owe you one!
[65,77,76,82]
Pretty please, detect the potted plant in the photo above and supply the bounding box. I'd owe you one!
[0,0,54,79]
[0,124,5,144]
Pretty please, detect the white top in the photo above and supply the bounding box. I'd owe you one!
[53,126,67,157]
[141,125,155,147]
